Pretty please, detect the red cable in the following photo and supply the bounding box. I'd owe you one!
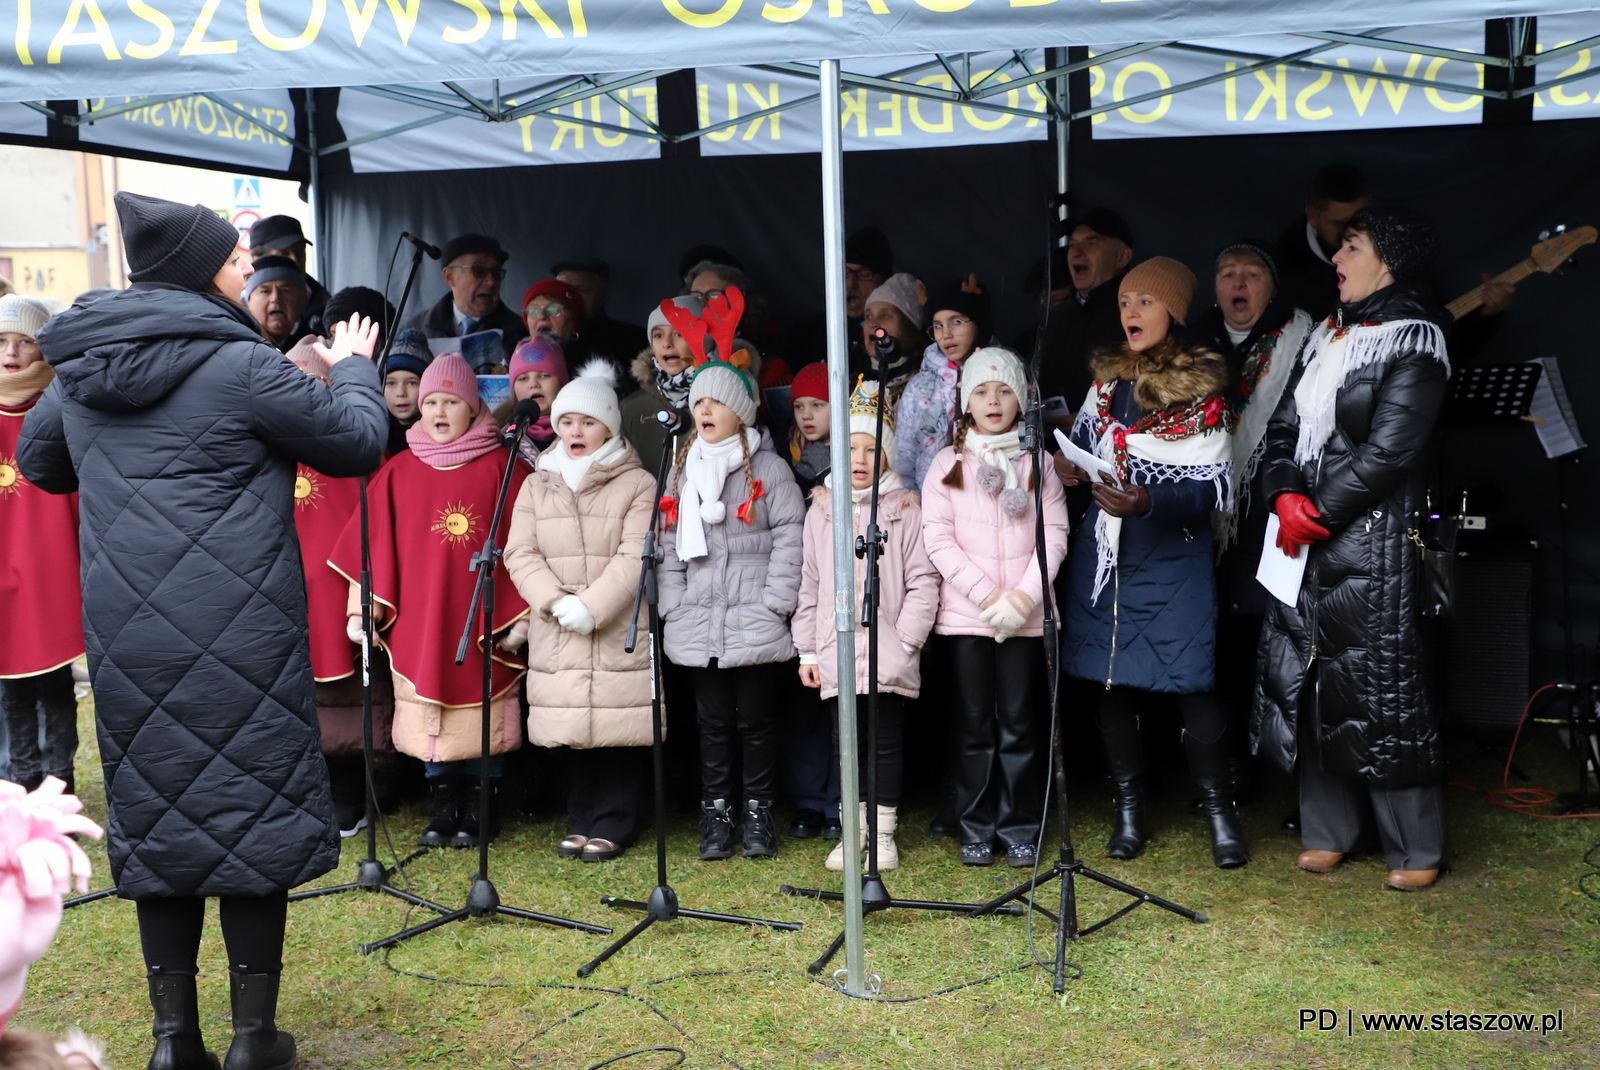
[1450,683,1600,819]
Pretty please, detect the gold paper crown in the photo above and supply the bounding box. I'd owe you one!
[847,375,894,432]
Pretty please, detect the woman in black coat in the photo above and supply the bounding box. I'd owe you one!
[18,193,387,1070]
[1250,206,1450,893]
[1060,257,1248,870]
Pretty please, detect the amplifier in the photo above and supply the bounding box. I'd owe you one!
[1442,554,1534,734]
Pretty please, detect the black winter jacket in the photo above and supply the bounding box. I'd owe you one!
[1249,283,1449,790]
[19,285,388,899]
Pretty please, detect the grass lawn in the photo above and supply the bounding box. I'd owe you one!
[15,698,1599,1069]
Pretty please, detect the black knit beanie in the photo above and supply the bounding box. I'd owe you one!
[115,191,241,292]
[1350,206,1438,283]
[927,278,993,344]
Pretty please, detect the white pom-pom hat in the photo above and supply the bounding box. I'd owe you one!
[551,360,623,438]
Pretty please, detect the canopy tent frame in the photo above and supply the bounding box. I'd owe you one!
[18,22,1599,167]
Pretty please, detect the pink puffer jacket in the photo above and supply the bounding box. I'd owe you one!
[920,445,1068,637]
[792,486,941,700]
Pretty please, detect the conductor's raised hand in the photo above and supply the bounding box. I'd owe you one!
[314,313,381,365]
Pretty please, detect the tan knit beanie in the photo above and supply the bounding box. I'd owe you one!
[1120,256,1197,326]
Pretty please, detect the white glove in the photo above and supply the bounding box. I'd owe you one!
[498,618,529,651]
[550,594,596,636]
[978,590,1034,643]
[346,615,365,644]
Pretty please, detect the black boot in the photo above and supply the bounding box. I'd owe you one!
[147,970,221,1070]
[221,971,296,1070]
[451,780,500,848]
[741,799,777,858]
[328,756,367,839]
[1185,731,1250,869]
[698,799,735,860]
[417,776,461,848]
[1100,721,1147,860]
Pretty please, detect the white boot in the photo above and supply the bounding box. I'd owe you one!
[875,805,900,871]
[825,803,869,871]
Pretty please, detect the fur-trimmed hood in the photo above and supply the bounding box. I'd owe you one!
[1089,337,1228,411]
[631,347,657,391]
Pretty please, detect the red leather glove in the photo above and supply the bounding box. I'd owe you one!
[1275,493,1330,556]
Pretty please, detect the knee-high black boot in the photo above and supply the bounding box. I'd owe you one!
[1097,704,1147,860]
[1184,728,1250,869]
[222,971,296,1070]
[146,970,220,1070]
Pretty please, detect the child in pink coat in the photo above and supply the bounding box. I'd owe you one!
[920,348,1068,868]
[793,380,940,871]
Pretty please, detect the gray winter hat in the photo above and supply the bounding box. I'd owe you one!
[115,191,241,292]
[648,293,704,333]
[689,360,758,426]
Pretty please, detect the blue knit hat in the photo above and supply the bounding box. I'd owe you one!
[383,329,432,378]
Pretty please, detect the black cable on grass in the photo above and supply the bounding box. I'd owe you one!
[375,922,1051,1068]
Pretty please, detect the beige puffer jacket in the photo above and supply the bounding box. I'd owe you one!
[504,441,658,748]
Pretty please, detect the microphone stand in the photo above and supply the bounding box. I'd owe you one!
[360,410,612,953]
[781,333,1022,975]
[290,231,447,913]
[965,368,1206,994]
[578,416,802,978]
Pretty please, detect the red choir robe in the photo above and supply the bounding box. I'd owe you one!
[0,393,84,678]
[329,449,530,711]
[293,465,363,683]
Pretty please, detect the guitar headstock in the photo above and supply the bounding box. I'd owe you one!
[1530,226,1596,273]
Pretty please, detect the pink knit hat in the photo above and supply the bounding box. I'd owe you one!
[418,352,480,412]
[508,336,568,386]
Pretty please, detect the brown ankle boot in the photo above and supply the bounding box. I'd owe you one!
[1297,849,1344,873]
[1385,868,1438,891]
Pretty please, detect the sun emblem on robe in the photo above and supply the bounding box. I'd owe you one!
[0,455,23,498]
[432,500,480,546]
[294,468,322,510]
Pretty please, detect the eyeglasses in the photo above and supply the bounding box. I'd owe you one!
[448,264,506,281]
[844,266,879,284]
[693,288,726,301]
[525,303,567,318]
[930,317,972,336]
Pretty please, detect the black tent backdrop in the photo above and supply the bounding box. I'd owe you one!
[324,116,1600,684]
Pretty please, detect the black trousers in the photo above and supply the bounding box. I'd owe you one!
[827,694,905,807]
[782,669,840,816]
[1096,687,1232,754]
[1298,708,1445,871]
[136,892,289,975]
[693,662,782,802]
[947,635,1045,847]
[1,664,78,789]
[566,746,646,844]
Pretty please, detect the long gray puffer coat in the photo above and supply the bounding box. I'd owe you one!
[19,285,387,899]
[659,429,805,668]
[1249,283,1449,790]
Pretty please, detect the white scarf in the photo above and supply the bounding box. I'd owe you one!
[538,433,626,493]
[964,429,1023,492]
[1074,389,1234,606]
[675,427,760,561]
[1291,317,1448,467]
[1217,309,1313,551]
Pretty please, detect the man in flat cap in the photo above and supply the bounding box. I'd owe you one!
[249,214,329,332]
[404,233,527,363]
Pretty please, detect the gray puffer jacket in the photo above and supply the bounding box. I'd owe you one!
[659,429,805,668]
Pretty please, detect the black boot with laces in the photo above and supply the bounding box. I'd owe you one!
[698,798,735,860]
[741,799,778,858]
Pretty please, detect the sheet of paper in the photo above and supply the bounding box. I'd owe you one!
[1052,428,1119,486]
[1257,513,1309,607]
[1527,357,1586,459]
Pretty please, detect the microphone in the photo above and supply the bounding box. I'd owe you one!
[402,232,441,260]
[502,398,541,444]
[871,326,898,363]
[656,407,691,435]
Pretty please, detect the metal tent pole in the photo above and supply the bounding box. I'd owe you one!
[306,91,326,277]
[819,57,867,997]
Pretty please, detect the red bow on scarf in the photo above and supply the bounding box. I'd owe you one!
[735,479,765,524]
[659,495,679,529]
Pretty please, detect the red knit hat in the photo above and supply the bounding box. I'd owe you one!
[521,278,586,327]
[791,361,829,404]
